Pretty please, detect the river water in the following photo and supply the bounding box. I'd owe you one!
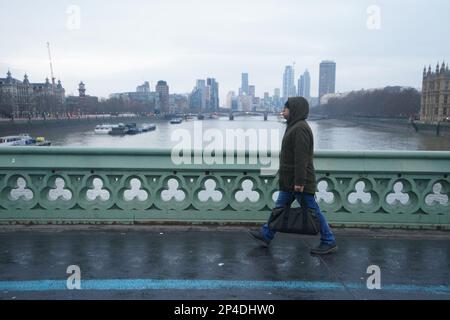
[4,116,449,151]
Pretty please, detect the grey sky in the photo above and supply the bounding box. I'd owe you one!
[1,0,449,102]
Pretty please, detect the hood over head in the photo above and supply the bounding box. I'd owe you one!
[285,97,309,126]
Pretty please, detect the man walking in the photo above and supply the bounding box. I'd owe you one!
[249,97,337,255]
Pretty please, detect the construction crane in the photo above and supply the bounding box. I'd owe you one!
[47,42,55,85]
[46,42,56,116]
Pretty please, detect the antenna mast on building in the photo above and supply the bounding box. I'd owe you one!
[47,42,56,85]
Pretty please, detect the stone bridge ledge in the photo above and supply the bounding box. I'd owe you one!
[0,147,449,229]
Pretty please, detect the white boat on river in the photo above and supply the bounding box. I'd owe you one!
[94,124,120,134]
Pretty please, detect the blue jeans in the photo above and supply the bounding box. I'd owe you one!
[262,191,336,245]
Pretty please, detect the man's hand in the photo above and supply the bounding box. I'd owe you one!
[294,185,304,193]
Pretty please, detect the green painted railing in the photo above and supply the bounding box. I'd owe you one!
[0,147,449,229]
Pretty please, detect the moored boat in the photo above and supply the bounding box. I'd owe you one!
[141,124,156,132]
[35,137,52,146]
[0,134,33,146]
[170,118,183,124]
[109,123,128,135]
[95,124,116,134]
[0,134,51,147]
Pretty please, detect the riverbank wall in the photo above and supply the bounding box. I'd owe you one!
[0,116,164,135]
[322,116,450,137]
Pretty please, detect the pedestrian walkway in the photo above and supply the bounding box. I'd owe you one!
[0,226,449,300]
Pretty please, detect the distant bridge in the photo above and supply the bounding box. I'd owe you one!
[191,111,279,121]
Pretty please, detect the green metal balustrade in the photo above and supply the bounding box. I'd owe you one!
[0,147,449,229]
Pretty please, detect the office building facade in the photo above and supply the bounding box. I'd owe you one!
[319,61,336,103]
[283,65,296,102]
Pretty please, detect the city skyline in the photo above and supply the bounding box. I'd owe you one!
[0,59,340,106]
[1,0,449,103]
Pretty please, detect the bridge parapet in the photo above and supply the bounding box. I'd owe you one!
[0,147,448,229]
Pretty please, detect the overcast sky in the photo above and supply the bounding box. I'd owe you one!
[1,0,449,102]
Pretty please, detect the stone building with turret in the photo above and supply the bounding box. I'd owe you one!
[66,82,99,115]
[0,70,65,118]
[420,62,450,123]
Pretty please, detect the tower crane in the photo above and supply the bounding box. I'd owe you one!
[47,42,55,85]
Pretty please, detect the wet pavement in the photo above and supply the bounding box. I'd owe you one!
[0,226,449,300]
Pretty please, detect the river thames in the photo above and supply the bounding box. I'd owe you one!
[1,116,450,151]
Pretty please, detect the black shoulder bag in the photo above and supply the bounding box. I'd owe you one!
[268,195,321,235]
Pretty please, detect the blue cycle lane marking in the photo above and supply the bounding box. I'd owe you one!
[0,279,450,294]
